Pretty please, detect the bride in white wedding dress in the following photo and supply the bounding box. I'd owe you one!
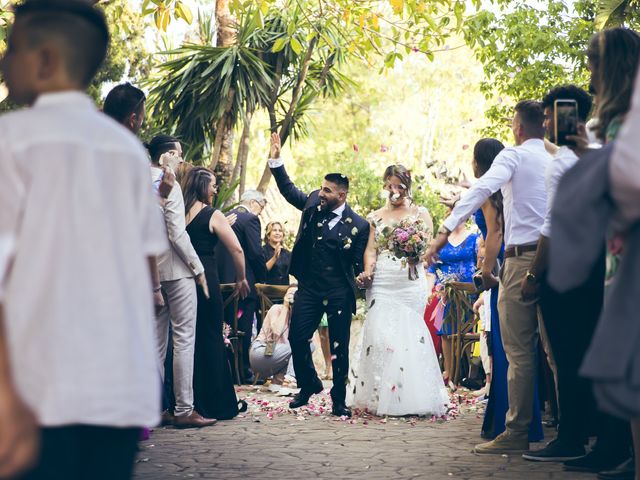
[347,165,449,417]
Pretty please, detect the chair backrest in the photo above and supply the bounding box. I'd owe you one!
[255,283,291,323]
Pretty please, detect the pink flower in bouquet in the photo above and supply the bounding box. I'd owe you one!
[396,230,409,242]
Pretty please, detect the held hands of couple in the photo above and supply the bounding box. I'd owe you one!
[0,387,39,479]
[356,261,376,289]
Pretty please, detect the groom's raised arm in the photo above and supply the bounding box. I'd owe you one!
[268,133,308,211]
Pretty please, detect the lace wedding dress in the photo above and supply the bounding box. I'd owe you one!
[347,211,450,417]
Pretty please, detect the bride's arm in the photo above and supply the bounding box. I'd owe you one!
[417,207,434,238]
[356,220,377,288]
[363,221,377,276]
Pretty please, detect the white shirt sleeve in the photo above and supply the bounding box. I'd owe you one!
[0,140,25,301]
[443,148,519,232]
[268,157,284,168]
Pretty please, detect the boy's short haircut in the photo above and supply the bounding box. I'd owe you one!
[14,0,110,87]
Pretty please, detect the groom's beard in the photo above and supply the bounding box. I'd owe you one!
[319,197,339,211]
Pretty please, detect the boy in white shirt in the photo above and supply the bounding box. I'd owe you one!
[0,1,166,479]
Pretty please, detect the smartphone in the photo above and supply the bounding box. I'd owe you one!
[554,99,579,147]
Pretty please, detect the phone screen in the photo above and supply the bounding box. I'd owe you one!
[555,99,578,146]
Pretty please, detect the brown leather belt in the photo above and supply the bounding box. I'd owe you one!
[504,244,537,259]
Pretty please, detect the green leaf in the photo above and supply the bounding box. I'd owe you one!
[595,0,628,29]
[272,37,287,52]
[290,37,303,55]
[175,2,193,24]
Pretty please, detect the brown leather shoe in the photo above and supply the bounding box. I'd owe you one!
[173,411,217,429]
[160,410,174,426]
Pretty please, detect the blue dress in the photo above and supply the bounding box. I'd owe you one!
[474,209,543,441]
[428,232,478,336]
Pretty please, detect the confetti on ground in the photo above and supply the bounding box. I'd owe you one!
[234,384,484,426]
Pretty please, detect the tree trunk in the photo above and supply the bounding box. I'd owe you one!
[225,110,253,207]
[211,0,236,184]
[257,36,319,193]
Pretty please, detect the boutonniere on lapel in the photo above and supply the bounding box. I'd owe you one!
[345,217,353,224]
[351,226,359,236]
[343,236,353,250]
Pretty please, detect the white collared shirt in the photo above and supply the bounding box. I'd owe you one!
[0,91,166,427]
[443,139,551,247]
[541,147,578,238]
[328,203,346,230]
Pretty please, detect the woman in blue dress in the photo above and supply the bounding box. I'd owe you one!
[427,222,479,389]
[469,138,543,442]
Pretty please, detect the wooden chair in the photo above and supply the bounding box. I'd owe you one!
[220,283,242,385]
[255,283,291,325]
[443,281,480,385]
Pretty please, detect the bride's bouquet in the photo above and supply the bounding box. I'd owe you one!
[379,218,431,280]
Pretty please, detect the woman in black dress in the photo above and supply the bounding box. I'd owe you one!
[183,167,250,420]
[263,221,291,286]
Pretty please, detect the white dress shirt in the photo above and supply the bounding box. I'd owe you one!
[327,203,346,230]
[443,139,551,247]
[540,147,578,238]
[0,91,166,427]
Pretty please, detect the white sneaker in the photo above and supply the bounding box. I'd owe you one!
[268,384,282,393]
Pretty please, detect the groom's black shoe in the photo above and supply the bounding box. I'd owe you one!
[331,403,352,418]
[289,383,324,409]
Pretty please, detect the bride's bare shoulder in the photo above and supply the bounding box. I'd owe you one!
[367,207,386,222]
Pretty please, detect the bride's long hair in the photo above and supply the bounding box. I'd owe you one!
[383,164,413,203]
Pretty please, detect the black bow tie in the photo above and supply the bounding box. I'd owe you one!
[319,210,338,222]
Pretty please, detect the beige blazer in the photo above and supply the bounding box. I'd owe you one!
[151,167,204,282]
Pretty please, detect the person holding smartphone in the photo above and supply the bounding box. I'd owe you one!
[520,85,605,463]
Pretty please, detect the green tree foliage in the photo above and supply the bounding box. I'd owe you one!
[463,0,594,138]
[89,1,150,101]
[463,0,640,137]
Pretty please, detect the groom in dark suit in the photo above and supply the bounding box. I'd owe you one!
[267,133,369,417]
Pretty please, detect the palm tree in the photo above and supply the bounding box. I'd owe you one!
[146,11,274,170]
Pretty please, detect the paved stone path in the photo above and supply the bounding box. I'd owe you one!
[134,385,595,480]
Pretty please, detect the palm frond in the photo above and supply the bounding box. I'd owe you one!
[595,0,628,29]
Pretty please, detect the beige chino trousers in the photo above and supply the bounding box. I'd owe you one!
[498,251,543,436]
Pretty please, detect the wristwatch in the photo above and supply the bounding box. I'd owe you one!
[153,286,162,293]
[525,271,537,284]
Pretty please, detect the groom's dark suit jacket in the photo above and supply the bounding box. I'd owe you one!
[271,165,369,312]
